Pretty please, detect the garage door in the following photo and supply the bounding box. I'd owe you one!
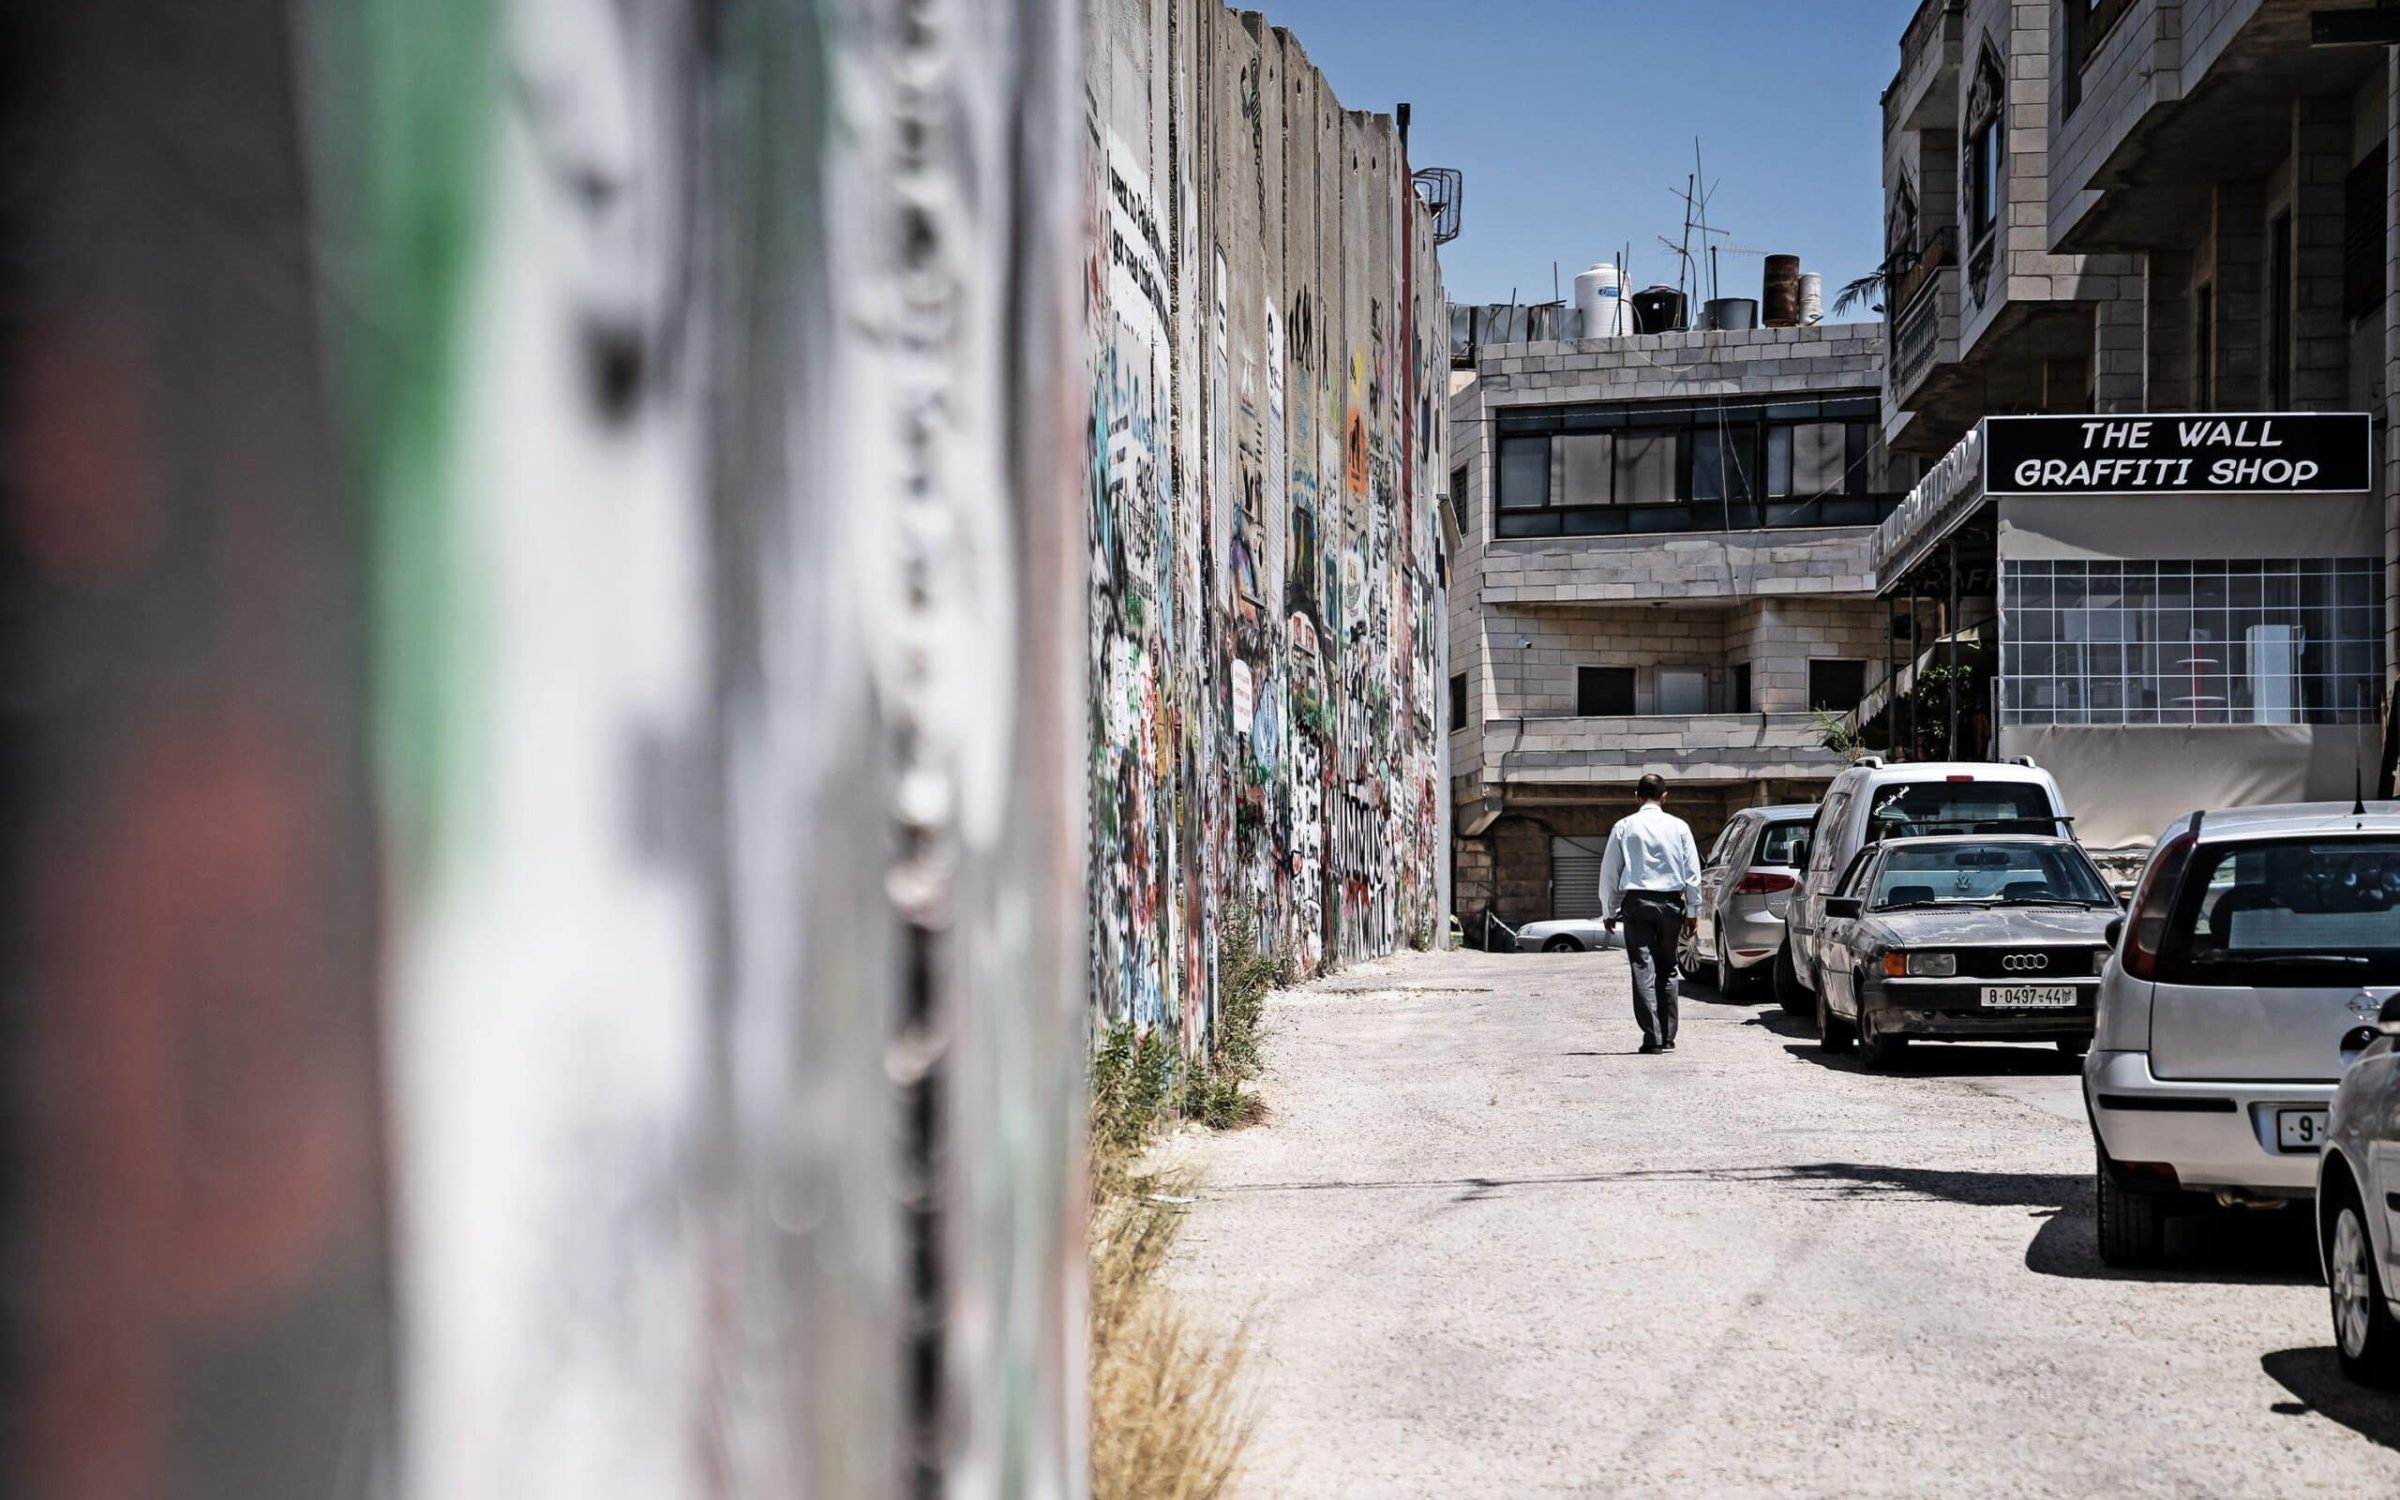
[1550,836,1609,919]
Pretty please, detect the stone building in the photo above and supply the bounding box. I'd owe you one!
[1870,0,2392,850]
[1447,318,1935,932]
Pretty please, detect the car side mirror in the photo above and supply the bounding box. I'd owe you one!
[1825,896,1863,920]
[2105,917,2124,950]
[2379,994,2400,1037]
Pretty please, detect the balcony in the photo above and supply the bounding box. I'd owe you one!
[1478,525,1884,606]
[1882,0,1962,140]
[1469,713,1851,787]
[1884,230,1958,421]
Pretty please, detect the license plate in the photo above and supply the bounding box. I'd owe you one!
[2277,1109,2330,1152]
[1979,985,2078,1009]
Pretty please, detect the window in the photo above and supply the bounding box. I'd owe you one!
[1730,663,1752,715]
[1869,841,2113,911]
[1808,659,1868,713]
[1690,428,1751,503]
[2158,837,2400,986]
[1999,558,2385,727]
[2062,0,2135,114]
[1497,435,1548,511]
[1449,672,1467,732]
[1488,395,1888,539]
[1755,819,1809,867]
[2194,282,2214,410]
[2269,210,2292,409]
[1450,462,1470,534]
[2346,148,2386,325]
[1656,668,1709,716]
[1862,781,2059,842]
[1577,666,1635,716]
[1965,48,2005,244]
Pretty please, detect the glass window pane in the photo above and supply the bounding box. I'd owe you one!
[1497,435,1549,509]
[1793,423,1847,496]
[1766,426,1793,498]
[1614,431,1677,505]
[1556,433,1613,507]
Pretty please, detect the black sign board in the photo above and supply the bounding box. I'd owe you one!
[1981,413,2373,497]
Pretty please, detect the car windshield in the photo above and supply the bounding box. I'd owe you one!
[1755,820,1810,867]
[1863,781,2059,844]
[1869,842,2112,911]
[2160,836,2400,984]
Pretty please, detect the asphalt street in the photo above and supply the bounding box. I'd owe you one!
[1163,945,2400,1498]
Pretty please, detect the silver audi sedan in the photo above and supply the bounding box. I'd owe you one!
[1811,834,2120,1070]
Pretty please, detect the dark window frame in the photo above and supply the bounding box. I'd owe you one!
[1448,673,1468,732]
[2061,0,2135,116]
[2345,147,2387,326]
[1489,394,1892,540]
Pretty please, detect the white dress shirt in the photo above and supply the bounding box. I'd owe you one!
[1596,802,1703,919]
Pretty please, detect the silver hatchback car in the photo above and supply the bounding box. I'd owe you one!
[2087,803,2400,1267]
[1685,804,1814,996]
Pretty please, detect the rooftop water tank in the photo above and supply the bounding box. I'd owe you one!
[1762,254,1802,327]
[1798,271,1824,325]
[1573,262,1630,338]
[1631,285,1686,334]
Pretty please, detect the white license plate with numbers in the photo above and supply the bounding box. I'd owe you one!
[1979,985,2077,1009]
[2277,1110,2330,1152]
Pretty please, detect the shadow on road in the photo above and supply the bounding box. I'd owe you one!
[2261,1347,2400,1452]
[1768,1028,2084,1079]
[2023,1192,2319,1286]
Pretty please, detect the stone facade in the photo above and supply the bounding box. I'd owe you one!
[1448,320,1928,930]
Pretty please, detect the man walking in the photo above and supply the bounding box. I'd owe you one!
[1598,773,1702,1054]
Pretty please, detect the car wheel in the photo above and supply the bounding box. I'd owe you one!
[1815,988,1854,1054]
[1677,942,1701,981]
[1774,943,1810,1015]
[1715,949,1740,998]
[1856,1023,1908,1072]
[1542,936,1581,953]
[2095,1147,2167,1269]
[2329,1194,2400,1388]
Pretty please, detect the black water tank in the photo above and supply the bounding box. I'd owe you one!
[1703,296,1758,331]
[1631,286,1686,334]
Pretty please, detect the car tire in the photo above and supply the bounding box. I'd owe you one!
[2095,1147,2168,1269]
[1815,989,1854,1054]
[1678,942,1701,981]
[1716,950,1741,999]
[2328,1191,2400,1389]
[1774,943,1810,1015]
[1542,936,1581,953]
[1856,1023,1908,1071]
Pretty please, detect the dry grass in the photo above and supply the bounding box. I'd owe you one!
[1088,1160,1251,1500]
[1087,909,1289,1499]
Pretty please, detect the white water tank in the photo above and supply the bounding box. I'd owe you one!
[1799,272,1824,325]
[1573,262,1630,337]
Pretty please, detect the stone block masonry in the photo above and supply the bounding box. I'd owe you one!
[1086,0,1446,1042]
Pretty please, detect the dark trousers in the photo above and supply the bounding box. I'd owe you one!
[1621,893,1683,1047]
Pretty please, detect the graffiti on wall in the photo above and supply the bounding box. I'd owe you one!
[1086,11,1444,1041]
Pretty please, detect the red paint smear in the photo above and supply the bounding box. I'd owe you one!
[9,320,162,585]
[29,709,369,1499]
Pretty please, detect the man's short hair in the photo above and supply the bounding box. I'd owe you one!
[1637,773,1668,802]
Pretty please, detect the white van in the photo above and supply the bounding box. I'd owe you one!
[1777,758,2073,1013]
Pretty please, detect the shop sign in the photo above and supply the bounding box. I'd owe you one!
[1982,413,2372,497]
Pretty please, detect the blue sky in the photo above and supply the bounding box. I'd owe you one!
[1253,0,1921,309]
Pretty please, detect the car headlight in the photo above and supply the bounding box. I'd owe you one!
[1884,950,1955,978]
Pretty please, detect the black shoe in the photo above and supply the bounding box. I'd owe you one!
[1637,1041,1662,1055]
[1661,1040,1677,1051]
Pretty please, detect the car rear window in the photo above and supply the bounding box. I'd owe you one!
[1863,781,2058,844]
[1870,842,2112,911]
[2159,836,2400,985]
[1755,821,1809,867]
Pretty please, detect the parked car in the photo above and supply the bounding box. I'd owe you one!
[2087,803,2400,1268]
[1682,803,1815,996]
[1778,758,2072,1015]
[1511,916,1626,954]
[1810,835,2118,1068]
[2318,988,2400,1388]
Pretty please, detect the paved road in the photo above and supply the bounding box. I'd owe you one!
[1164,945,2400,1498]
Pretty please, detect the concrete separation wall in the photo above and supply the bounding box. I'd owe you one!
[1085,1,1448,1040]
